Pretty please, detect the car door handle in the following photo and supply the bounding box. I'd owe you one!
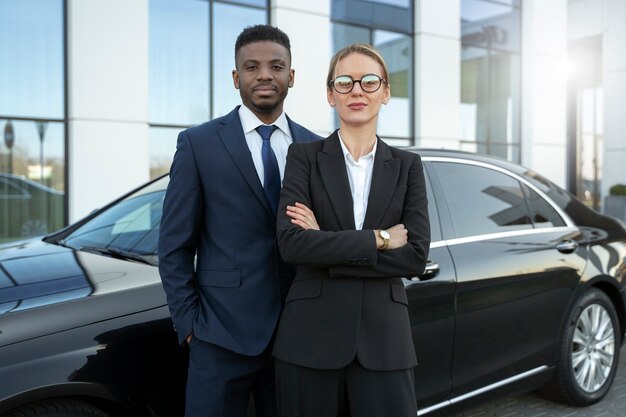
[412,260,439,281]
[556,240,578,254]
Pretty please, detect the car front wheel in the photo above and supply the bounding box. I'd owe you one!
[543,288,621,405]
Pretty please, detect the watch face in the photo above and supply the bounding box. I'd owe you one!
[380,230,391,239]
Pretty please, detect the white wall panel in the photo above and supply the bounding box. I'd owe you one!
[68,0,148,122]
[603,70,626,194]
[273,7,332,135]
[416,0,459,39]
[522,0,568,178]
[69,120,149,221]
[568,0,607,39]
[414,35,460,147]
[604,0,625,72]
[67,0,150,221]
[532,143,568,187]
[413,0,460,148]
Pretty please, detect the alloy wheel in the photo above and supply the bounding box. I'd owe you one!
[571,303,616,393]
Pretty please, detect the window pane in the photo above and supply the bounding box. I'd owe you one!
[364,0,410,7]
[212,3,266,118]
[331,25,412,138]
[375,30,411,138]
[463,0,514,22]
[227,0,267,6]
[461,0,521,53]
[460,46,520,161]
[433,162,532,238]
[150,127,182,179]
[0,0,64,119]
[0,120,65,241]
[522,184,566,228]
[149,0,210,125]
[333,22,370,49]
[331,0,412,34]
[461,0,521,162]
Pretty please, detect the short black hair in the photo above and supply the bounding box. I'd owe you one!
[235,24,291,62]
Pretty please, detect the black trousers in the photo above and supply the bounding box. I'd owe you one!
[185,338,277,417]
[275,359,417,417]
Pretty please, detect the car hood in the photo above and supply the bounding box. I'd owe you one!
[0,238,166,347]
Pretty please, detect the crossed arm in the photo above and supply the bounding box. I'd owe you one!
[276,143,430,278]
[286,202,408,250]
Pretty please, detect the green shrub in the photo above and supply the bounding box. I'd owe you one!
[609,184,626,196]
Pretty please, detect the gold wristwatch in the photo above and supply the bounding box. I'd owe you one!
[378,229,390,250]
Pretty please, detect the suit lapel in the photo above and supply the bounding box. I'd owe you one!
[216,108,274,217]
[362,139,400,229]
[317,132,356,230]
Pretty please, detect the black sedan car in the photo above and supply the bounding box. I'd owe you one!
[0,173,64,240]
[1,149,625,417]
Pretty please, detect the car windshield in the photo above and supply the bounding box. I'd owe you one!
[61,176,169,257]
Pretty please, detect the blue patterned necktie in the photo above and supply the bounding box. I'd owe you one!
[256,125,280,214]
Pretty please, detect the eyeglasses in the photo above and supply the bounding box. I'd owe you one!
[329,74,388,94]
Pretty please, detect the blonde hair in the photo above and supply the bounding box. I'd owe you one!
[326,43,390,88]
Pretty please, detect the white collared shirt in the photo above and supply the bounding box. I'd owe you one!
[338,132,377,230]
[239,105,293,185]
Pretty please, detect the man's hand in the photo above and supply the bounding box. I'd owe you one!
[374,224,408,250]
[286,202,320,230]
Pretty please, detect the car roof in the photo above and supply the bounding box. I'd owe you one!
[403,148,530,177]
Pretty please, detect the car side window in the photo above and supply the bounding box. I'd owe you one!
[433,162,532,239]
[522,184,566,228]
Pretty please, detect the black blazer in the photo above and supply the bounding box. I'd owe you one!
[158,106,321,354]
[273,131,430,371]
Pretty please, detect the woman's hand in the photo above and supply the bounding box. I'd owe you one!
[374,224,408,250]
[286,202,320,231]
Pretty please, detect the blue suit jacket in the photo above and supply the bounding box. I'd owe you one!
[158,106,321,354]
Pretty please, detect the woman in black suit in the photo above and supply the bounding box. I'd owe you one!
[273,43,430,417]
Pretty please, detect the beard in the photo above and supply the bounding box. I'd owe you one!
[252,100,280,114]
[245,87,288,116]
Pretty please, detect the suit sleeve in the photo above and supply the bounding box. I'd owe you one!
[329,153,431,278]
[277,143,379,268]
[158,130,201,345]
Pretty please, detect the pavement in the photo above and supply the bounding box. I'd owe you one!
[446,346,626,417]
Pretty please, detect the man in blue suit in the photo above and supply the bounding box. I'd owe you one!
[158,25,321,417]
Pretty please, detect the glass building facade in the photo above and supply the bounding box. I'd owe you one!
[0,0,66,242]
[3,0,620,241]
[460,0,521,162]
[331,0,413,139]
[148,0,268,178]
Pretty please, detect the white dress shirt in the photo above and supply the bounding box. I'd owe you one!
[338,132,377,230]
[239,105,293,185]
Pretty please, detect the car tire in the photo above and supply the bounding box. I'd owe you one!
[1,399,110,417]
[542,288,621,405]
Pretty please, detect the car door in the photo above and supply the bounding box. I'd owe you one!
[409,166,456,410]
[429,158,587,397]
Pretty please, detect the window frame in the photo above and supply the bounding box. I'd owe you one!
[0,0,69,233]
